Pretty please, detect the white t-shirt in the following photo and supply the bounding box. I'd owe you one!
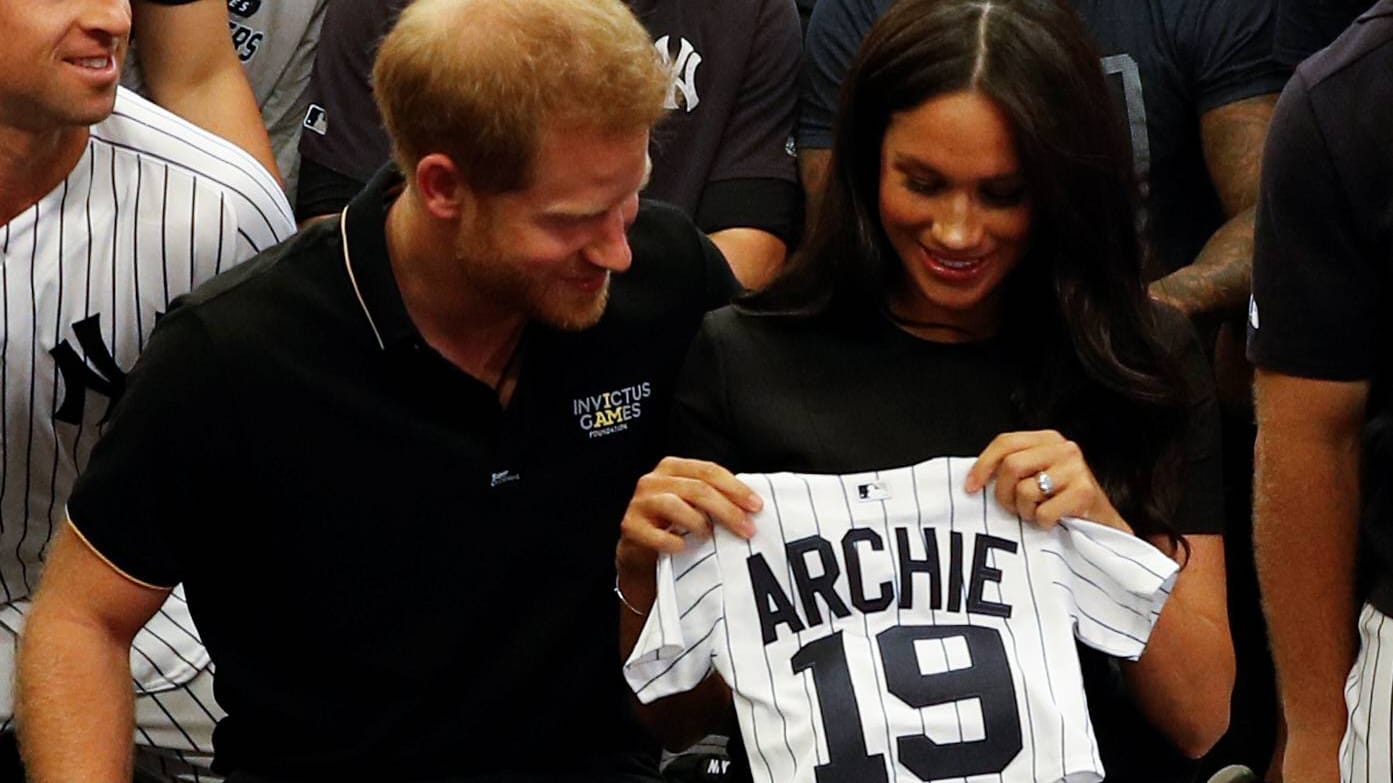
[625,456,1178,783]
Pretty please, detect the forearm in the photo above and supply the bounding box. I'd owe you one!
[708,228,787,290]
[1148,206,1254,321]
[798,149,831,233]
[133,0,280,181]
[1153,94,1276,321]
[1121,535,1235,758]
[1254,418,1360,741]
[17,609,136,782]
[148,67,279,181]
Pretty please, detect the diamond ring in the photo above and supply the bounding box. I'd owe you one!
[1036,471,1055,497]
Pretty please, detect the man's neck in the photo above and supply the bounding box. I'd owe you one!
[0,124,91,227]
[384,197,527,391]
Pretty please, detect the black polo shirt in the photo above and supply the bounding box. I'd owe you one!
[67,169,737,779]
[1249,1,1393,614]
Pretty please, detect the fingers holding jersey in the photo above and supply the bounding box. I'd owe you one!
[618,457,761,564]
[968,430,1130,533]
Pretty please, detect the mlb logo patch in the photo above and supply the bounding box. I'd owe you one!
[303,104,328,136]
[856,481,891,501]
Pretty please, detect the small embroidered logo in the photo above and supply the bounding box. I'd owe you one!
[490,470,521,488]
[857,481,891,501]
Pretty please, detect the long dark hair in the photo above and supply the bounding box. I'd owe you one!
[746,0,1192,546]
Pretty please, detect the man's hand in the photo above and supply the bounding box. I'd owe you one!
[615,457,757,750]
[617,457,761,577]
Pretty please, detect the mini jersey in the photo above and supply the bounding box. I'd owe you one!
[625,457,1178,783]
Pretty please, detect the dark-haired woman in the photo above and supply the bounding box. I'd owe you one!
[616,0,1233,778]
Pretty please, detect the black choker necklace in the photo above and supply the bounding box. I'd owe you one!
[883,308,978,336]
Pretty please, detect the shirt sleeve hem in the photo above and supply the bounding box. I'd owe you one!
[64,514,177,592]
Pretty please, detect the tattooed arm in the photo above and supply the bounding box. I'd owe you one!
[1149,94,1277,320]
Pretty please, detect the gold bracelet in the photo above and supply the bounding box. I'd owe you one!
[614,575,648,617]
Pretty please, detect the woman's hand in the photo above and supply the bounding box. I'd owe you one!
[964,430,1131,534]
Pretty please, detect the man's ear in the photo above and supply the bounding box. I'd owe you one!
[413,153,474,221]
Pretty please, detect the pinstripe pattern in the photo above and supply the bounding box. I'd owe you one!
[1340,603,1393,783]
[625,457,1179,783]
[0,87,292,778]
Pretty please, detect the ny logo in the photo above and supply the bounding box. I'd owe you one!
[653,35,701,112]
[49,314,128,425]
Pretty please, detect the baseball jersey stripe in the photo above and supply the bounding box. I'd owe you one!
[945,465,970,763]
[106,108,291,230]
[1018,504,1067,782]
[761,476,802,778]
[677,548,717,580]
[834,473,897,772]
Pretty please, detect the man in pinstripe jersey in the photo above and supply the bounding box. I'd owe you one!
[0,1,294,780]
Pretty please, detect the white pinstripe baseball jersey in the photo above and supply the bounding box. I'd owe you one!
[1341,602,1393,783]
[0,87,292,730]
[625,456,1179,783]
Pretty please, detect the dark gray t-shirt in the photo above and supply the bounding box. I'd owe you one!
[295,0,407,187]
[800,0,1288,277]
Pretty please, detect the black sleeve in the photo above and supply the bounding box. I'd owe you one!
[799,0,881,150]
[1178,0,1290,113]
[669,313,743,469]
[295,156,367,221]
[694,178,802,246]
[66,308,235,588]
[1247,71,1380,381]
[703,0,801,187]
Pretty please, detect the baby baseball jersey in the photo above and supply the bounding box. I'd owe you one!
[625,456,1179,783]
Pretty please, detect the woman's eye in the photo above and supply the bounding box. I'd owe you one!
[980,183,1027,207]
[905,177,942,195]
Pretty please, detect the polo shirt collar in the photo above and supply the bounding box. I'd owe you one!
[340,165,421,352]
